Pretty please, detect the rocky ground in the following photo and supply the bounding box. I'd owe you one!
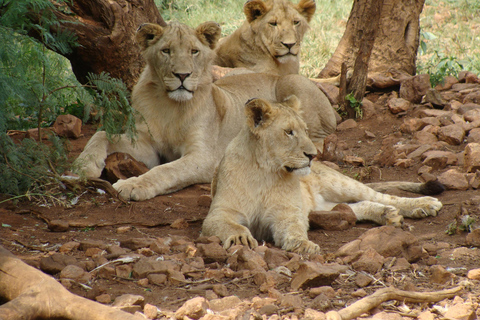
[2,71,480,319]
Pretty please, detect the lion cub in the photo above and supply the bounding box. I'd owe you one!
[202,97,443,255]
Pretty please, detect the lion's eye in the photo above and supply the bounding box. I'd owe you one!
[293,20,300,25]
[269,21,277,26]
[285,129,294,136]
[162,48,170,54]
[191,49,199,55]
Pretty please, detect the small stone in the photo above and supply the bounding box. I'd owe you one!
[40,254,78,274]
[423,88,446,107]
[170,218,189,229]
[394,158,413,168]
[388,97,411,114]
[354,272,373,288]
[400,118,423,133]
[304,308,326,320]
[175,297,209,319]
[308,286,335,298]
[197,194,212,207]
[464,143,480,173]
[196,243,227,264]
[236,247,267,271]
[115,264,133,278]
[95,293,112,304]
[103,152,149,183]
[310,294,331,312]
[444,303,476,320]
[417,310,435,320]
[438,124,466,145]
[400,74,431,103]
[120,238,155,250]
[143,304,159,319]
[112,294,145,309]
[290,262,346,290]
[430,265,454,284]
[337,119,357,131]
[352,248,385,274]
[309,204,356,231]
[467,128,480,143]
[343,155,365,166]
[264,248,290,269]
[209,295,242,312]
[48,219,70,232]
[351,288,367,297]
[364,130,376,139]
[413,131,438,144]
[258,303,279,316]
[438,169,469,190]
[212,284,229,297]
[147,273,167,285]
[85,247,103,257]
[79,240,108,250]
[59,241,80,253]
[53,114,82,139]
[60,265,91,283]
[467,268,480,280]
[116,226,132,234]
[321,134,338,162]
[465,229,480,247]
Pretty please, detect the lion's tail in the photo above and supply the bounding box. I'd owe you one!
[366,180,445,196]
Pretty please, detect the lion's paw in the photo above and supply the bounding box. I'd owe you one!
[223,234,258,250]
[284,239,320,255]
[113,177,157,201]
[384,206,403,227]
[408,197,443,219]
[74,156,105,178]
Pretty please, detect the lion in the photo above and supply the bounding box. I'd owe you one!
[213,0,341,85]
[201,97,443,255]
[74,21,336,201]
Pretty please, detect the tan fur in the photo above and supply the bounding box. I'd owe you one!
[202,98,443,254]
[214,0,315,76]
[74,21,336,201]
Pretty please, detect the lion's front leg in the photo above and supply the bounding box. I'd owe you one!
[202,208,258,250]
[113,153,215,201]
[74,131,110,178]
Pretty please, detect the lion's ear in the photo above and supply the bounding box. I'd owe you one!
[245,98,274,131]
[282,95,301,112]
[244,0,268,23]
[196,21,221,49]
[135,23,164,51]
[296,0,316,22]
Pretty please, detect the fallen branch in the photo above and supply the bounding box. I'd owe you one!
[0,245,144,320]
[326,286,463,320]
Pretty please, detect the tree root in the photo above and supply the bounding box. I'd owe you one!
[326,286,463,320]
[0,245,144,320]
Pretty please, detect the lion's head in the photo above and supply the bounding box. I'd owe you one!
[244,96,317,175]
[243,0,315,64]
[135,21,221,102]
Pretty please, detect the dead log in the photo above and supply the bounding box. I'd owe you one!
[0,245,144,320]
[325,286,463,320]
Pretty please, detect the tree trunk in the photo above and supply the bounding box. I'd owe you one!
[318,0,425,89]
[52,0,166,90]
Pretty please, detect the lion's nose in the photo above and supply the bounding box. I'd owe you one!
[173,73,191,82]
[281,42,295,49]
[304,152,316,161]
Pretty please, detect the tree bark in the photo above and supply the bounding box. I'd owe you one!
[52,0,166,90]
[318,0,425,89]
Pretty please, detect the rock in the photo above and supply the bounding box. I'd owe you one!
[438,169,469,190]
[355,272,373,287]
[103,152,149,183]
[290,261,346,290]
[121,238,155,250]
[304,308,326,320]
[418,108,452,118]
[115,264,133,278]
[212,284,229,297]
[48,219,70,232]
[132,257,178,278]
[236,247,267,271]
[438,124,465,145]
[369,311,404,320]
[422,154,448,170]
[147,273,167,285]
[112,294,145,314]
[407,144,433,159]
[60,265,91,283]
[351,248,385,274]
[351,288,367,298]
[52,114,82,139]
[321,134,338,161]
[316,83,339,105]
[337,119,358,131]
[310,294,332,312]
[400,118,422,133]
[175,297,209,320]
[444,302,476,320]
[95,294,112,304]
[197,194,212,207]
[308,286,335,299]
[59,241,80,253]
[423,88,446,107]
[337,226,424,262]
[209,295,242,312]
[309,204,356,231]
[430,265,454,284]
[417,310,436,320]
[390,257,411,272]
[467,128,480,143]
[79,240,108,250]
[464,143,480,172]
[387,97,412,114]
[422,150,458,166]
[464,90,480,104]
[264,248,290,269]
[464,109,480,122]
[465,229,480,247]
[435,76,458,91]
[343,155,365,166]
[258,303,279,316]
[399,74,431,103]
[469,171,480,189]
[116,226,132,234]
[40,253,78,274]
[467,268,480,280]
[394,158,413,168]
[143,304,159,319]
[196,242,228,264]
[170,218,189,229]
[413,131,438,144]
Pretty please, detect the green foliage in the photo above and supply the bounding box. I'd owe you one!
[0,133,69,198]
[445,215,477,235]
[0,0,136,202]
[418,50,466,87]
[345,93,363,119]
